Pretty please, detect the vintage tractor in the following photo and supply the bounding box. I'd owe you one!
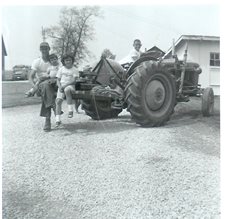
[73,45,214,127]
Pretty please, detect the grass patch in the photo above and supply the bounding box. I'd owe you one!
[2,81,41,108]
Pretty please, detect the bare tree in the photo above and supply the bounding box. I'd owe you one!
[45,6,102,66]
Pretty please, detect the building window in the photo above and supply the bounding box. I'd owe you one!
[210,52,220,67]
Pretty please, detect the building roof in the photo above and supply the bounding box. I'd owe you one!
[147,46,165,55]
[165,35,220,57]
[144,46,165,59]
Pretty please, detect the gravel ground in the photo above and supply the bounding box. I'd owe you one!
[2,97,220,219]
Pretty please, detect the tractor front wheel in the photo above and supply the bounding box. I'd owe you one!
[202,87,214,117]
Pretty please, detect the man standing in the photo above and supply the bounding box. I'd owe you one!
[30,42,56,132]
[119,39,143,65]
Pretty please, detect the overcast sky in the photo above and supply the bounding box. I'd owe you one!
[1,4,220,70]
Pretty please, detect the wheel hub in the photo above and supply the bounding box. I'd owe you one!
[145,80,166,111]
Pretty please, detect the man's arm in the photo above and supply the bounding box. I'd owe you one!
[29,69,37,86]
[130,50,140,62]
[39,75,50,82]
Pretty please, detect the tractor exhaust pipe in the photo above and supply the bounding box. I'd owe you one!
[178,43,188,94]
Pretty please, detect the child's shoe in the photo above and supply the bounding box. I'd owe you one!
[68,111,73,118]
[25,91,34,97]
[55,121,62,128]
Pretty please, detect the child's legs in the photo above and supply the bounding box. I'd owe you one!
[27,87,35,93]
[55,98,63,115]
[27,81,40,94]
[32,82,40,93]
[64,85,75,105]
[55,89,64,115]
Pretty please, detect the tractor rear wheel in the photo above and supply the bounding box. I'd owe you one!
[124,61,176,127]
[202,87,214,117]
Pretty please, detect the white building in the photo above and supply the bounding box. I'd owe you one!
[165,35,220,95]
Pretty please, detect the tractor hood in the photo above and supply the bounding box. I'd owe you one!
[92,58,125,85]
[161,58,202,74]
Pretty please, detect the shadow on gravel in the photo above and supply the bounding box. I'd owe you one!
[165,98,220,158]
[168,109,220,129]
[59,115,137,136]
[2,184,47,219]
[55,97,220,134]
[166,96,220,129]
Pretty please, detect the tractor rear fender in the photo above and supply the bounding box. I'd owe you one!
[126,56,157,78]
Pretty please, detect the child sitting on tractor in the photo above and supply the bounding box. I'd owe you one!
[55,54,79,127]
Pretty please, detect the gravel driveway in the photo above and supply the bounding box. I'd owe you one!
[2,97,220,218]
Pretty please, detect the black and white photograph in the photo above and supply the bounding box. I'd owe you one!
[1,2,221,218]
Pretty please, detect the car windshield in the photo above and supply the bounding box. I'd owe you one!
[13,66,27,71]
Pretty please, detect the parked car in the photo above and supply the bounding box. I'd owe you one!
[12,65,30,80]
